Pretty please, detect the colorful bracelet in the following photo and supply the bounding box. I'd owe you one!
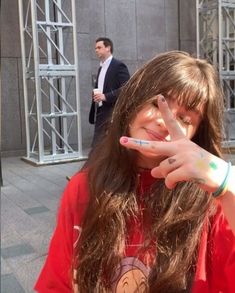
[212,161,232,198]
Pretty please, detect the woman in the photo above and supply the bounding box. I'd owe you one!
[35,51,235,293]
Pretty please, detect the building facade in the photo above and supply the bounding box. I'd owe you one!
[1,0,196,156]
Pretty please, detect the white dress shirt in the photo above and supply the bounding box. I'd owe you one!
[98,55,113,95]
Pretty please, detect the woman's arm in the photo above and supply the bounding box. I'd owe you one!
[34,186,74,293]
[34,172,88,292]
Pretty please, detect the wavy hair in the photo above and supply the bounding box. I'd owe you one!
[73,51,224,292]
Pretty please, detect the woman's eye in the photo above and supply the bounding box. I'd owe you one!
[179,116,192,126]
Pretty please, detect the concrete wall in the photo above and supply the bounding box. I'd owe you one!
[1,0,196,156]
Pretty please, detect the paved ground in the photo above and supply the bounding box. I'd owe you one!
[1,152,235,293]
[1,156,87,293]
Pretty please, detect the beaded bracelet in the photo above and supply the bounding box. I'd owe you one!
[212,162,232,198]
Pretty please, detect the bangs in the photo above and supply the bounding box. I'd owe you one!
[166,80,209,114]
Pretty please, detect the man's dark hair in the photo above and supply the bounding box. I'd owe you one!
[96,37,113,53]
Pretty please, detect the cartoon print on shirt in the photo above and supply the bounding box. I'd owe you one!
[72,227,151,292]
[111,257,150,293]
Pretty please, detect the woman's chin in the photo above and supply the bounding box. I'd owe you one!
[137,151,166,168]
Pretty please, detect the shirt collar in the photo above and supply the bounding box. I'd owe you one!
[100,55,113,67]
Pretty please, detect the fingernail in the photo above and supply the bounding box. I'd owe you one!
[157,94,165,102]
[120,136,128,144]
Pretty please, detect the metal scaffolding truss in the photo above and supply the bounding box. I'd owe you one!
[196,0,235,147]
[18,0,86,164]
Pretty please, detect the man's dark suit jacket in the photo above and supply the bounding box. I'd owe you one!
[89,57,130,145]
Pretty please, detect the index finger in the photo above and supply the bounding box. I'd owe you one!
[119,136,177,157]
[158,95,185,140]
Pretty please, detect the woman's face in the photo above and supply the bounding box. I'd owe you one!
[129,96,204,169]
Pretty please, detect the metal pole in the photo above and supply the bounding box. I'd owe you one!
[18,0,31,158]
[57,0,68,154]
[71,0,83,156]
[196,0,200,57]
[218,0,222,76]
[45,0,57,155]
[30,0,44,162]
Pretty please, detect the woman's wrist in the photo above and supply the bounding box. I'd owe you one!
[224,165,235,197]
[215,164,235,200]
[212,162,232,199]
[216,165,235,235]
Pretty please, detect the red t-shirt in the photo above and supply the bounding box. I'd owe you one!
[35,171,235,292]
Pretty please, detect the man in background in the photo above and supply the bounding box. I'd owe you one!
[89,37,130,146]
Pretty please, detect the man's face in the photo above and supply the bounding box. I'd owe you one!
[95,41,111,61]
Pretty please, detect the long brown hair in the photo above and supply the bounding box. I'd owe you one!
[74,51,224,292]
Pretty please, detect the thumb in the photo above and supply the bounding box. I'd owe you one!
[151,167,164,178]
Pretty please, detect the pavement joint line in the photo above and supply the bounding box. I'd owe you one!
[1,243,35,259]
[23,206,50,215]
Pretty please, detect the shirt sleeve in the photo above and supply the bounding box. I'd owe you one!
[209,205,235,293]
[34,173,87,292]
[192,204,235,293]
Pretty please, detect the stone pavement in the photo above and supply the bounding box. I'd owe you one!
[1,156,87,293]
[1,152,235,293]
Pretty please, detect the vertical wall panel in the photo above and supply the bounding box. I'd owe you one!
[136,1,166,60]
[104,0,137,60]
[179,0,197,53]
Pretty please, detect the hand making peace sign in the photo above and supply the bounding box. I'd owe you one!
[120,95,230,195]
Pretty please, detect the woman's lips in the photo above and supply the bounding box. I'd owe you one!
[145,129,167,141]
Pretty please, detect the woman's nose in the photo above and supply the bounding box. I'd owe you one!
[155,112,167,127]
[155,117,169,135]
